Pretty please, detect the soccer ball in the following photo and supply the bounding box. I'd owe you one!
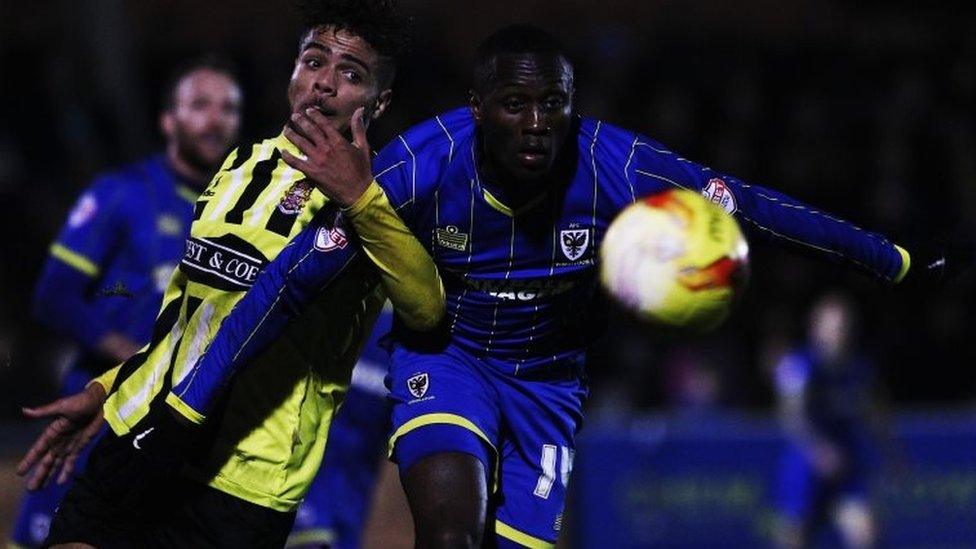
[599,188,749,331]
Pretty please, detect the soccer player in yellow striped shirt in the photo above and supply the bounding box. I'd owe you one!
[17,1,441,546]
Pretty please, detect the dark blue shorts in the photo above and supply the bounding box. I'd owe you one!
[387,343,587,547]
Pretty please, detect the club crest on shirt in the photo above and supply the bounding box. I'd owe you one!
[278,179,314,215]
[407,373,429,399]
[435,225,469,252]
[560,228,591,262]
[68,194,98,228]
[702,178,737,214]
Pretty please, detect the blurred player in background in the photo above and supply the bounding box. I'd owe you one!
[16,1,444,546]
[773,292,885,549]
[9,56,242,548]
[287,307,393,549]
[174,24,947,548]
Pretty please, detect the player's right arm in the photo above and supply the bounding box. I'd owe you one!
[33,177,140,361]
[628,137,910,284]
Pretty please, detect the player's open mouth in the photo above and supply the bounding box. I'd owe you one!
[517,145,548,165]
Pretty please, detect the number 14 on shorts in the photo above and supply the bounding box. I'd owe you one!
[534,445,574,499]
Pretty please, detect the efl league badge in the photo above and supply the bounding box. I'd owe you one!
[560,228,590,261]
[68,194,98,228]
[278,179,314,214]
[407,373,429,399]
[702,178,737,214]
[314,225,348,252]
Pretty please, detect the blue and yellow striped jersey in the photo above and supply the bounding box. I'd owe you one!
[99,134,386,511]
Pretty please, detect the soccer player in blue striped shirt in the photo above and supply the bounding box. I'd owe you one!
[10,57,241,548]
[164,23,953,547]
[37,24,945,548]
[165,24,934,548]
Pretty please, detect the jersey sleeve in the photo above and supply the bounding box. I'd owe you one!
[627,138,910,283]
[33,177,127,348]
[343,180,445,331]
[166,205,364,423]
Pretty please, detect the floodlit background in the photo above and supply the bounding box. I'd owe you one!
[2,1,976,546]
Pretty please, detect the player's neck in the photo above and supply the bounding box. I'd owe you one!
[167,146,210,190]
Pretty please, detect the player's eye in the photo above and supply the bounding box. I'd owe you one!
[503,98,524,112]
[544,96,566,110]
[304,57,322,69]
[342,69,362,84]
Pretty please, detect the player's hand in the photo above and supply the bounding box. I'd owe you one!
[17,383,106,489]
[97,331,141,362]
[281,106,373,207]
[899,240,976,286]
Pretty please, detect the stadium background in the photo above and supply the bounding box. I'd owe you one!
[1,0,975,546]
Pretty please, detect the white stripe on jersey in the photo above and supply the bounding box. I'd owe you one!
[247,166,298,227]
[449,179,476,335]
[590,121,602,228]
[210,142,270,221]
[173,302,216,387]
[623,136,639,203]
[486,216,516,353]
[118,314,187,422]
[435,115,455,162]
[397,135,417,206]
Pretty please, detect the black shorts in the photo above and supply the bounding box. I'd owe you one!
[46,430,296,548]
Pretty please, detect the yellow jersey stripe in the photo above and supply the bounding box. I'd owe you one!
[165,392,205,425]
[894,244,911,284]
[50,243,99,276]
[495,520,555,549]
[387,412,500,491]
[285,529,336,548]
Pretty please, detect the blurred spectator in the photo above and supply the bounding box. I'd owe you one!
[772,292,890,549]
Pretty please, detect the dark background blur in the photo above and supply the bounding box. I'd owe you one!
[2,0,975,417]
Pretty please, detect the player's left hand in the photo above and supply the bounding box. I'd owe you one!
[900,240,976,286]
[281,106,373,207]
[17,383,106,489]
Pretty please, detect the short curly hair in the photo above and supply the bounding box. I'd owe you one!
[473,24,572,94]
[295,0,412,88]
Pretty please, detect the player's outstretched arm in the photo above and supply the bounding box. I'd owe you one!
[166,205,365,423]
[630,138,908,283]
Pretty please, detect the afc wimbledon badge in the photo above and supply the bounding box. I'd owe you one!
[278,179,314,215]
[702,178,737,214]
[560,229,590,261]
[407,373,429,399]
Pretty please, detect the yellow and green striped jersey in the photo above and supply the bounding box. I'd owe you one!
[101,133,384,511]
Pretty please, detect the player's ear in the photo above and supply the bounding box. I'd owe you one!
[469,90,483,124]
[371,89,393,121]
[159,111,175,139]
